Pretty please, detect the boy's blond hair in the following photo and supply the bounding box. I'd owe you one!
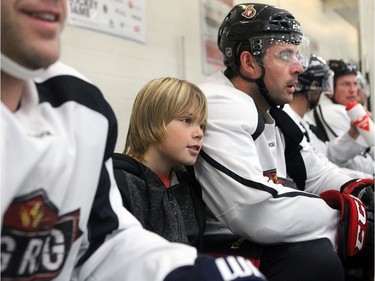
[124,77,207,160]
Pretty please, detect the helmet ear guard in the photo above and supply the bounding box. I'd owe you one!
[294,54,333,109]
[296,54,333,94]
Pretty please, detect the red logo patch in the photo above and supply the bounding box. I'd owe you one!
[1,190,82,280]
[242,5,257,19]
[264,170,285,185]
[353,114,370,132]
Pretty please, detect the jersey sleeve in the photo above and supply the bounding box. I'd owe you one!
[314,102,374,174]
[291,137,353,193]
[326,132,375,175]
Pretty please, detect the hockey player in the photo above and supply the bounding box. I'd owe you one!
[1,0,267,280]
[284,54,372,179]
[306,59,374,175]
[194,3,374,281]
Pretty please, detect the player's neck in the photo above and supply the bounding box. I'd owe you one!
[1,71,25,112]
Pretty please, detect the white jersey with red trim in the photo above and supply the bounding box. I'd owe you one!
[194,71,350,247]
[306,94,374,175]
[283,104,372,179]
[1,62,200,281]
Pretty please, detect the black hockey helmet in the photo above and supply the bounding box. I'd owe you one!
[328,59,357,86]
[296,54,333,94]
[218,3,305,71]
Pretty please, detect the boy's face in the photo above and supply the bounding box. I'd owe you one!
[158,116,205,167]
[261,43,305,106]
[1,0,67,70]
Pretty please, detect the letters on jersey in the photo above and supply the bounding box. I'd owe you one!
[1,189,82,279]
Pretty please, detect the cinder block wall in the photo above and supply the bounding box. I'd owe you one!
[60,0,359,152]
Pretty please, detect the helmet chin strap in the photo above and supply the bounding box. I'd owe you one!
[1,53,46,80]
[238,65,279,108]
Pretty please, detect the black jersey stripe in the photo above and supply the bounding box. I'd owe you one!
[36,75,118,160]
[199,150,318,199]
[36,74,121,266]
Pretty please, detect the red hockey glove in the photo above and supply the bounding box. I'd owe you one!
[341,178,374,207]
[320,190,372,260]
[339,179,374,280]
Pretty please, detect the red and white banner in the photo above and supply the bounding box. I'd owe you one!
[200,0,233,75]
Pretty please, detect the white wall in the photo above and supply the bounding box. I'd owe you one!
[60,0,359,152]
[234,0,359,61]
[359,0,374,111]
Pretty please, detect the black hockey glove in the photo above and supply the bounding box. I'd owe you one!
[164,255,267,281]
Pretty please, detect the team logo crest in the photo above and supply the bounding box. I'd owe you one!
[1,189,82,280]
[264,170,285,185]
[242,5,257,19]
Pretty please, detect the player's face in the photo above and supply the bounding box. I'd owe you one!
[157,115,205,169]
[1,0,67,70]
[333,74,359,105]
[262,44,305,105]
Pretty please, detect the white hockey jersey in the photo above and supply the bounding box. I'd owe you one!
[283,104,372,179]
[306,94,374,175]
[1,62,200,281]
[194,71,347,247]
